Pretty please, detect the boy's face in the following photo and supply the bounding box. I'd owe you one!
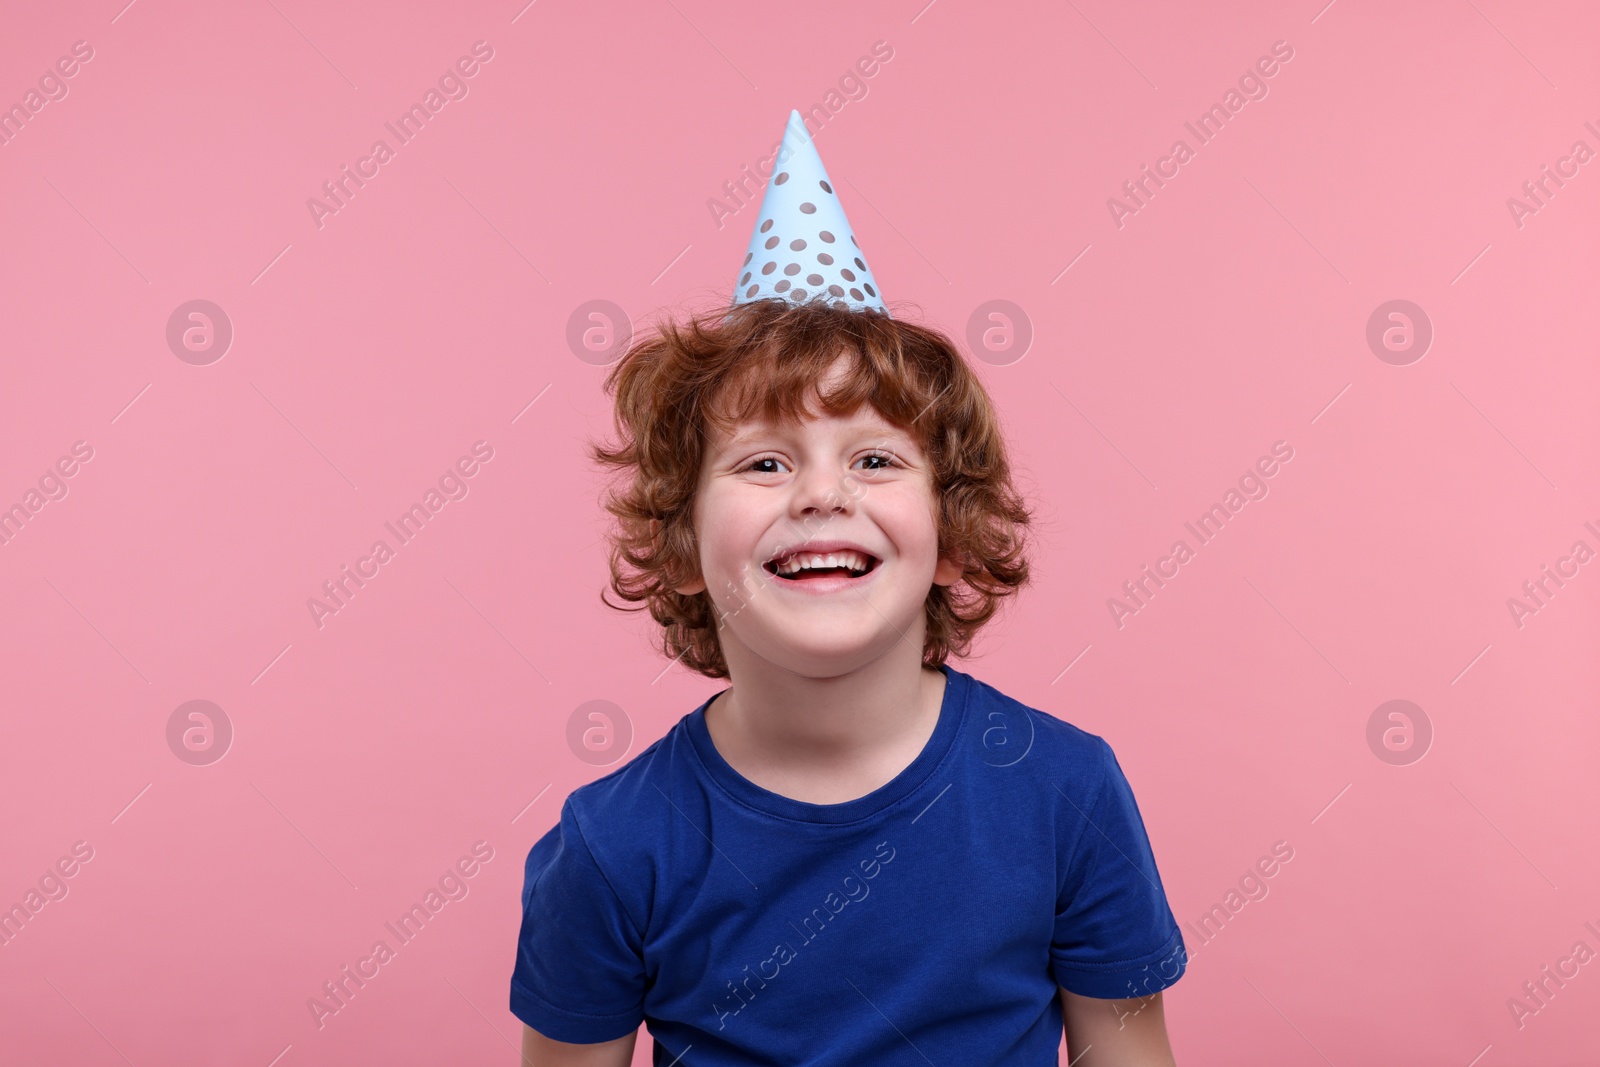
[676,356,964,676]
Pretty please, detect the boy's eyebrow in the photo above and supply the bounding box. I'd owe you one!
[717,421,916,453]
[709,428,763,457]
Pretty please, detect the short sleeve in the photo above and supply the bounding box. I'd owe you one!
[509,798,648,1042]
[1050,737,1187,999]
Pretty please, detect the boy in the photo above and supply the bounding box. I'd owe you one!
[510,111,1186,1066]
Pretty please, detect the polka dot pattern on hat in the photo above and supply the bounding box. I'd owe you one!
[729,109,887,315]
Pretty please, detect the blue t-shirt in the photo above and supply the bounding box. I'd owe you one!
[510,664,1186,1064]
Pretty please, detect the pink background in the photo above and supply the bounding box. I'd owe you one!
[2,0,1597,1063]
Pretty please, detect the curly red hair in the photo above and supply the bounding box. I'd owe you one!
[589,296,1033,679]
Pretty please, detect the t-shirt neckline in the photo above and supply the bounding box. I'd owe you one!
[684,663,970,825]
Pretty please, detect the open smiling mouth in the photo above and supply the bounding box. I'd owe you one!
[763,551,881,582]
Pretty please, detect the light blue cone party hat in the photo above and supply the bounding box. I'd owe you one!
[732,110,889,316]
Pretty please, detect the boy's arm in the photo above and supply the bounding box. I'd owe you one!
[1059,988,1177,1067]
[519,1023,637,1067]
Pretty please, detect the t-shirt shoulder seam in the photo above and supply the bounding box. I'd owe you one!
[1058,735,1117,900]
[1022,705,1110,759]
[566,732,673,798]
[564,798,649,944]
[982,677,1104,751]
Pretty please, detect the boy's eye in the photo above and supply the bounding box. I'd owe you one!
[742,452,899,474]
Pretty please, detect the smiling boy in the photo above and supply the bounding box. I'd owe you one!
[510,111,1186,1066]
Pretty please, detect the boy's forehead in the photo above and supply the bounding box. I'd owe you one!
[699,348,931,456]
[710,406,917,452]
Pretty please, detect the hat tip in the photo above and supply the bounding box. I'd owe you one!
[728,109,889,315]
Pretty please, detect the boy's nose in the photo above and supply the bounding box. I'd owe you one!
[788,465,854,517]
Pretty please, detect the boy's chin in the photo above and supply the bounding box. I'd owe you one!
[737,625,906,675]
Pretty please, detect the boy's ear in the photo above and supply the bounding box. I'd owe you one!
[932,554,966,587]
[654,515,706,594]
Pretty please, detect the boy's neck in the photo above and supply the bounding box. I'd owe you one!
[702,645,947,805]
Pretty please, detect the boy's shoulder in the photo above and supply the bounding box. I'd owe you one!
[964,673,1164,884]
[549,708,698,863]
[560,720,683,816]
[962,669,1118,793]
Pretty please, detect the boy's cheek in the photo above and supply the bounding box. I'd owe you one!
[836,475,868,502]
[716,578,753,618]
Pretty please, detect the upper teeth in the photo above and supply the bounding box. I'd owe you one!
[772,551,871,576]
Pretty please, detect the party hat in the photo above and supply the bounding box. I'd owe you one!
[732,110,888,316]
